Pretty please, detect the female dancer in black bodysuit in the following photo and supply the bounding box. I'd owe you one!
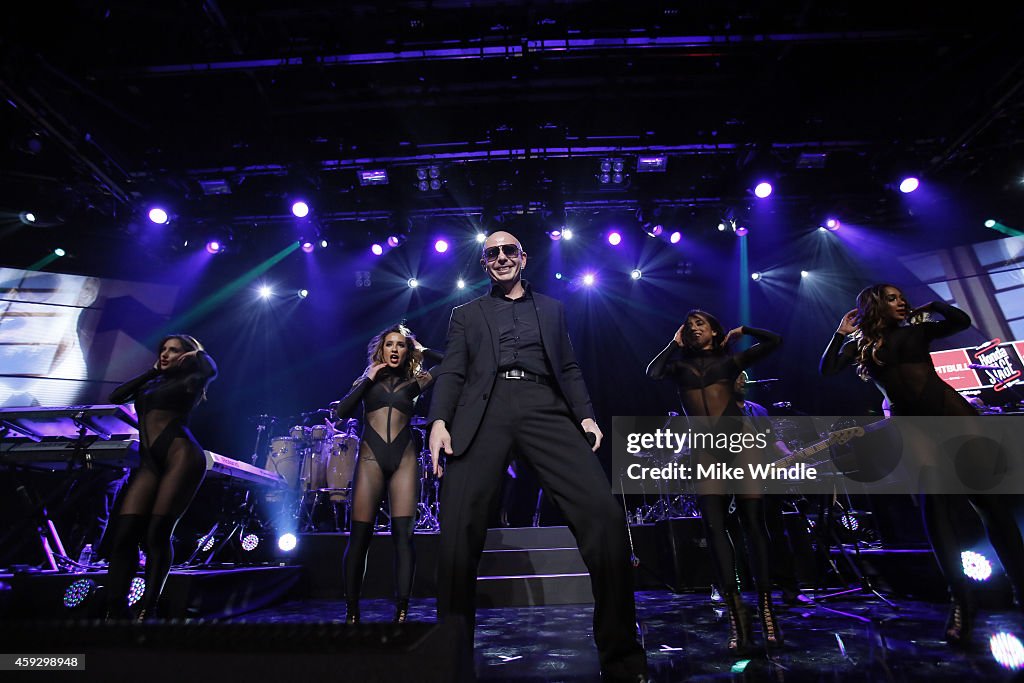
[821,284,1024,646]
[335,325,442,623]
[105,334,217,619]
[647,311,783,652]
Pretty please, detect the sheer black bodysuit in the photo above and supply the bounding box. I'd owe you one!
[647,327,782,596]
[105,351,218,616]
[335,350,442,610]
[820,302,1024,604]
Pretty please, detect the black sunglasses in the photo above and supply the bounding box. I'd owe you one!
[483,244,521,261]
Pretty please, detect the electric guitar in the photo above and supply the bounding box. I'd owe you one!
[771,418,892,471]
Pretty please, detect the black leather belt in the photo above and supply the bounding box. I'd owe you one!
[499,368,552,385]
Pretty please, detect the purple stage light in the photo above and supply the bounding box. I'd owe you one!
[582,273,595,286]
[291,201,309,218]
[387,235,401,248]
[127,577,146,606]
[735,226,749,237]
[669,231,681,244]
[826,218,840,231]
[607,232,622,246]
[434,239,449,253]
[148,207,169,224]
[206,240,222,254]
[548,230,562,241]
[475,233,487,243]
[63,579,96,609]
[899,177,919,193]
[371,243,384,256]
[562,229,574,241]
[301,241,314,253]
[320,239,328,248]
[630,269,642,280]
[754,182,773,199]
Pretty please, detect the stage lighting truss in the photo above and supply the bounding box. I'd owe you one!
[415,165,445,192]
[598,158,627,186]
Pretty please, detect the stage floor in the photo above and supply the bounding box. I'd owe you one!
[232,590,1024,681]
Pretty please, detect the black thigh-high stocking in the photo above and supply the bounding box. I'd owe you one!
[700,495,739,594]
[387,450,420,600]
[344,451,386,601]
[736,496,773,592]
[921,494,967,597]
[139,438,206,615]
[971,494,1024,601]
[105,514,148,613]
[391,517,415,600]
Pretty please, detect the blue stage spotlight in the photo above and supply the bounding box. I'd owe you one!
[291,201,310,218]
[407,278,419,289]
[751,272,762,281]
[630,269,642,280]
[297,289,309,299]
[278,533,297,552]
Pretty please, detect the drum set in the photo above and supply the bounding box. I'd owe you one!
[258,406,441,533]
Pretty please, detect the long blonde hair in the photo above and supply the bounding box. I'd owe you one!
[366,324,424,380]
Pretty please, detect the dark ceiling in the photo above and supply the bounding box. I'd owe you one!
[2,1,1023,270]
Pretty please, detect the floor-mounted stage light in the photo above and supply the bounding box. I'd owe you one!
[278,533,297,552]
[240,532,260,553]
[63,579,97,609]
[127,577,146,606]
[961,550,993,581]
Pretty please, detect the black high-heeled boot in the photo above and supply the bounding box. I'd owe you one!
[725,592,755,654]
[394,598,409,624]
[944,593,975,647]
[345,600,360,625]
[758,591,784,647]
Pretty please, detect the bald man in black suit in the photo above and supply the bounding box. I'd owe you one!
[428,231,646,682]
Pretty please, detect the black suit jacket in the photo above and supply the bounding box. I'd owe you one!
[426,288,595,457]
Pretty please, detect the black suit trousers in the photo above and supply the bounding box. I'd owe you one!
[437,377,645,676]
